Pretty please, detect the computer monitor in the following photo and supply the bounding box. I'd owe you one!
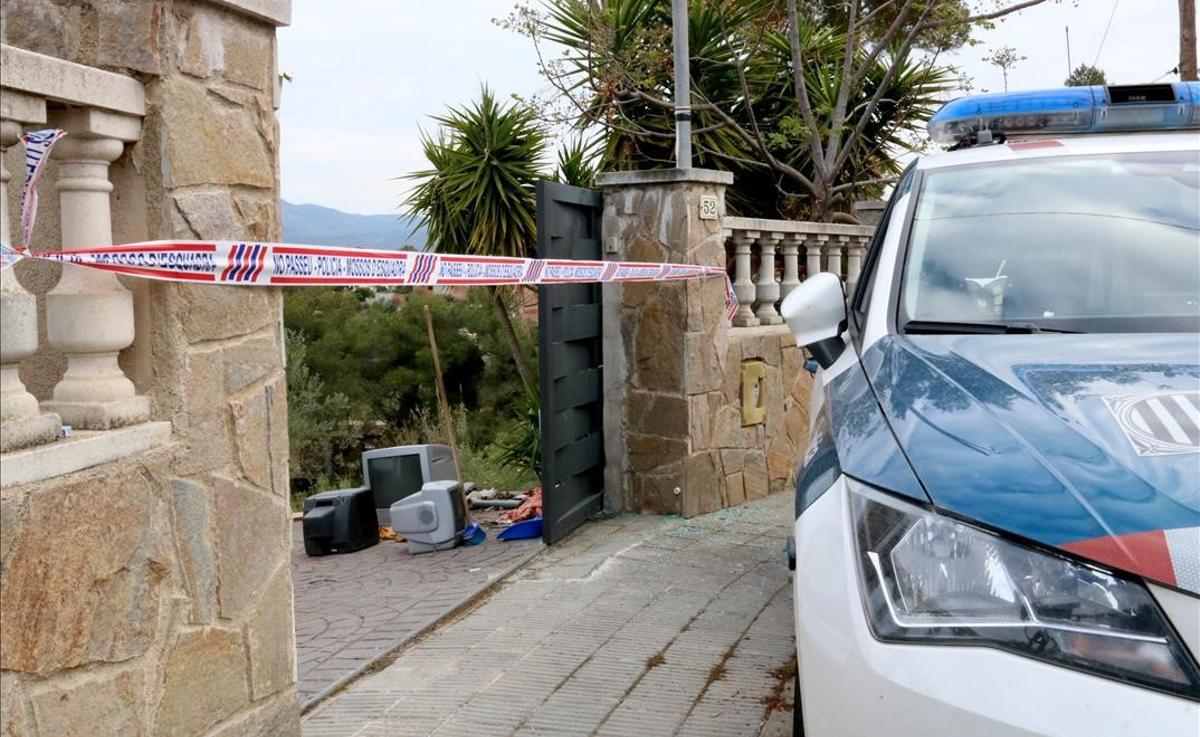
[361,444,455,525]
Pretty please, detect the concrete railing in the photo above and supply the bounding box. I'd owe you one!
[722,216,875,328]
[0,45,148,452]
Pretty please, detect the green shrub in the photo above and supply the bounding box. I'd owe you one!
[284,287,538,485]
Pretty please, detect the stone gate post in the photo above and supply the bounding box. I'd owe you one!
[597,169,735,517]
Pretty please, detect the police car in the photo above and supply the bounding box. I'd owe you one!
[783,83,1200,736]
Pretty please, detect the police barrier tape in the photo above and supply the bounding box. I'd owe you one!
[0,240,738,318]
[1,129,737,319]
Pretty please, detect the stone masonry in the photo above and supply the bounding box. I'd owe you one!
[598,170,812,518]
[0,2,298,736]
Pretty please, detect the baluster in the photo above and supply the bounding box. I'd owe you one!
[779,233,801,302]
[754,232,783,325]
[1,119,61,451]
[730,231,759,327]
[846,235,867,295]
[805,234,826,280]
[825,235,846,281]
[42,113,149,429]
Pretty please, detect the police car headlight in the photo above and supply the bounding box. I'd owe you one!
[850,482,1200,700]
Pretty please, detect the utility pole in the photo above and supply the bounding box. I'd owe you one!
[1065,26,1072,77]
[1181,0,1197,80]
[672,0,692,167]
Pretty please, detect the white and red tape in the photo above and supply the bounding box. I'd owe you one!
[1,129,737,319]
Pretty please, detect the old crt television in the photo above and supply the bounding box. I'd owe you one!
[389,480,469,554]
[362,444,456,525]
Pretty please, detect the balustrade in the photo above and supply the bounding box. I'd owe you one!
[0,44,148,451]
[723,216,874,329]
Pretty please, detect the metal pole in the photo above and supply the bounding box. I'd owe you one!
[672,0,691,167]
[1065,26,1072,77]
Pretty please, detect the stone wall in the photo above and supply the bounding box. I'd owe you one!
[599,170,813,517]
[0,1,297,735]
[709,326,813,507]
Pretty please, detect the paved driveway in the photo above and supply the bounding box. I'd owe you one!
[292,520,544,705]
[303,493,797,737]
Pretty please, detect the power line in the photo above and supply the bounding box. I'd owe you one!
[1152,66,1180,82]
[1093,0,1120,67]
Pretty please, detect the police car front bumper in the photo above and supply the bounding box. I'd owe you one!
[792,476,1200,737]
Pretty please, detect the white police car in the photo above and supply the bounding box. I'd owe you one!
[784,83,1200,736]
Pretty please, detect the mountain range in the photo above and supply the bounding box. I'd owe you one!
[281,200,427,250]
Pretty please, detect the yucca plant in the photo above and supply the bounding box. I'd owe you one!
[405,87,548,395]
[555,136,600,187]
[510,0,1031,220]
[492,392,542,476]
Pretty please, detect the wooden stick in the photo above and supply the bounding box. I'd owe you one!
[424,304,463,487]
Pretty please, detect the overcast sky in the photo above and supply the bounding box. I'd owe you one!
[278,0,1185,215]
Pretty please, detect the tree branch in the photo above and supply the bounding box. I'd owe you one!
[825,0,867,176]
[924,0,1050,28]
[624,86,818,192]
[830,175,899,194]
[831,2,936,178]
[786,0,828,180]
[847,0,917,94]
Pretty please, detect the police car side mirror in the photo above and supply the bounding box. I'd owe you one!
[781,273,847,370]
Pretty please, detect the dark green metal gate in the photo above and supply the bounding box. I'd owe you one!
[536,180,605,545]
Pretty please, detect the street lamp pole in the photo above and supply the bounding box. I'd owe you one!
[672,0,692,167]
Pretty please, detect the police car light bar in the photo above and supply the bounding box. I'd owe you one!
[928,82,1200,145]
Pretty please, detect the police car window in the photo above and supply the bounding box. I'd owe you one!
[900,151,1200,333]
[852,165,914,324]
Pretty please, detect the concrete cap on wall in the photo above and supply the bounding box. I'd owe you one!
[595,168,735,187]
[207,0,292,26]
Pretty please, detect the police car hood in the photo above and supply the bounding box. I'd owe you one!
[862,333,1200,594]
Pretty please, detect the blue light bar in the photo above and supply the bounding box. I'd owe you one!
[928,82,1200,144]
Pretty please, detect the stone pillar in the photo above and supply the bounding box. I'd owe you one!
[42,108,149,429]
[1,119,61,451]
[753,232,783,325]
[598,169,733,516]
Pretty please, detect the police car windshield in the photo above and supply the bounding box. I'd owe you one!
[901,149,1200,334]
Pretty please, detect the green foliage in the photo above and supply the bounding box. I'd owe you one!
[516,0,958,219]
[1065,64,1107,87]
[285,329,360,482]
[555,136,599,188]
[491,393,542,476]
[384,403,540,491]
[462,444,540,493]
[284,287,537,477]
[404,86,547,258]
[813,0,975,53]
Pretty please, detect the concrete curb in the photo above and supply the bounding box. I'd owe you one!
[300,542,547,715]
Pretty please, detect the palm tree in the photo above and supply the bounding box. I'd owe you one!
[404,87,546,396]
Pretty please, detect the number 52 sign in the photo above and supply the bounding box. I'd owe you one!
[699,195,719,220]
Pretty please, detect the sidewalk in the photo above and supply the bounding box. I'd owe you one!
[302,493,796,737]
[292,520,544,706]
